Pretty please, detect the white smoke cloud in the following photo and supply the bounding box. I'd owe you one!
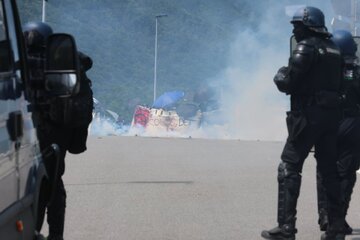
[195,1,335,141]
[93,1,336,141]
[90,117,129,136]
[200,5,292,141]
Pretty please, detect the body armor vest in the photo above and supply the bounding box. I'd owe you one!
[291,37,342,96]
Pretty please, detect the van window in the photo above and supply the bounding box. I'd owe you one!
[0,5,11,72]
[4,0,21,74]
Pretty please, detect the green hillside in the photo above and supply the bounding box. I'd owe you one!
[17,0,320,123]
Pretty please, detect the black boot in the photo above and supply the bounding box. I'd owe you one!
[261,162,300,240]
[343,220,353,235]
[321,218,345,240]
[318,208,329,231]
[261,224,297,240]
[320,232,345,240]
[47,235,64,240]
[316,170,329,232]
[34,231,47,240]
[340,173,356,235]
[318,213,351,235]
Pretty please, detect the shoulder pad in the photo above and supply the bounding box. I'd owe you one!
[298,37,318,45]
[323,39,341,56]
[293,42,316,55]
[294,37,318,54]
[291,41,317,73]
[297,37,341,57]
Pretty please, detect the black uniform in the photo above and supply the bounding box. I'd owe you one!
[32,49,94,239]
[272,36,344,233]
[27,50,70,238]
[317,62,360,231]
[36,114,72,237]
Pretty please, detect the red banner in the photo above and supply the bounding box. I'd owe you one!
[132,105,150,127]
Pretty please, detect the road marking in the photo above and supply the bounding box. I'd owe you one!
[66,181,194,186]
[127,181,194,184]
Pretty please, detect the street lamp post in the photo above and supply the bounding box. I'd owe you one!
[42,0,47,22]
[153,14,167,103]
[351,0,358,35]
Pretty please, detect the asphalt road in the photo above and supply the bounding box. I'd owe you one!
[43,136,360,240]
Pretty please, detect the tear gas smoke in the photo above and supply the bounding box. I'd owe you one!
[188,1,335,141]
[90,116,129,136]
[91,1,335,140]
[199,6,292,141]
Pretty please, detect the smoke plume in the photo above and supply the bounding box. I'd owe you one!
[192,1,335,141]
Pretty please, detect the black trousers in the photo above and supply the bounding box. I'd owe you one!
[36,123,72,237]
[317,116,360,218]
[277,105,344,228]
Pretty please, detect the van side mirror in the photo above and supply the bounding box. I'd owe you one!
[44,33,80,97]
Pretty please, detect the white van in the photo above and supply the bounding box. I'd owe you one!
[0,0,80,239]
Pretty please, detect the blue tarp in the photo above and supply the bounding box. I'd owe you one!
[152,91,185,109]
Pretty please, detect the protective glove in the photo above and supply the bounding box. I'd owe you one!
[273,66,290,93]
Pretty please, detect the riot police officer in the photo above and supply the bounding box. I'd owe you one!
[23,21,70,240]
[316,29,360,235]
[261,7,345,240]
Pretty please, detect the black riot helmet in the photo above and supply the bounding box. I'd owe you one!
[78,51,93,72]
[331,30,357,57]
[291,6,330,35]
[23,21,53,52]
[331,29,358,64]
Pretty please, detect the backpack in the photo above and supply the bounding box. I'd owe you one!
[48,52,94,154]
[67,71,94,128]
[66,70,94,154]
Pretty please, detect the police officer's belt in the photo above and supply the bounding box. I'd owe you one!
[291,95,317,110]
[343,108,360,117]
[292,91,340,110]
